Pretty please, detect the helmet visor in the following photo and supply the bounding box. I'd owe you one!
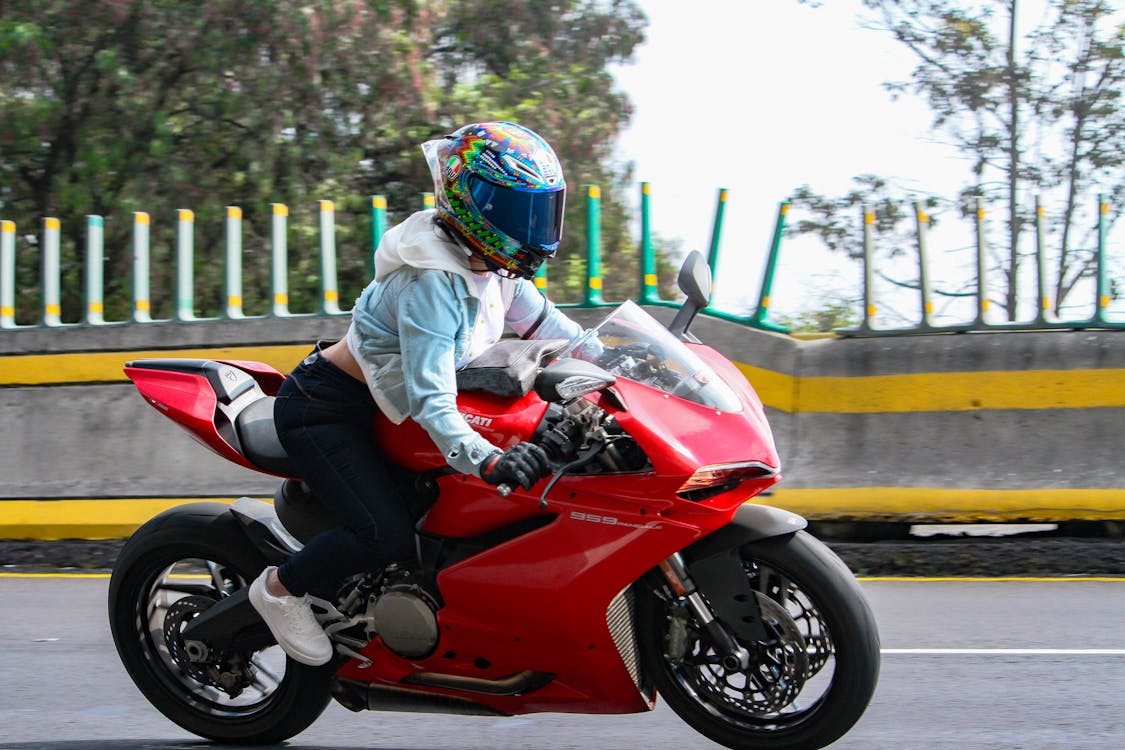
[467,174,565,250]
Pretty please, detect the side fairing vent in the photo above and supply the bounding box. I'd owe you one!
[607,586,645,694]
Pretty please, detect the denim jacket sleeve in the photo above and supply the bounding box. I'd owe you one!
[505,278,584,341]
[397,271,501,476]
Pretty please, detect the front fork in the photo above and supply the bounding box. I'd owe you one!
[658,553,752,671]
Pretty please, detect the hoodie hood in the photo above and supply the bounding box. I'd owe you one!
[374,209,481,289]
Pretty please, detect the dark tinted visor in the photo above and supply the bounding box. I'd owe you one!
[467,174,565,250]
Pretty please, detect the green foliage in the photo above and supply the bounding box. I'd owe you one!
[778,298,860,334]
[0,0,651,320]
[792,0,1124,320]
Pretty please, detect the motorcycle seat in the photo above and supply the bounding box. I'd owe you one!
[234,395,298,477]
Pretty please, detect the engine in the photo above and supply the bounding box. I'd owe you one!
[364,571,441,659]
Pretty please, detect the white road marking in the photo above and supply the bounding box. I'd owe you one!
[882,648,1125,655]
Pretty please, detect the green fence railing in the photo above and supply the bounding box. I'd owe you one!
[1,185,1118,335]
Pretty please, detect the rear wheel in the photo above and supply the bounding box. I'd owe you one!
[108,504,333,743]
[639,530,880,750]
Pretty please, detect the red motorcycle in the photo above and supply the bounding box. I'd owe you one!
[109,253,879,750]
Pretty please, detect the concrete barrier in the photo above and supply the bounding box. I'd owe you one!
[1,310,1122,538]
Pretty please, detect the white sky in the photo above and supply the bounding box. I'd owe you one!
[611,0,1123,324]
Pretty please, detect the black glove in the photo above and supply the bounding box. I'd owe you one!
[480,442,551,491]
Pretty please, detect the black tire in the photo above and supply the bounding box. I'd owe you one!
[638,530,880,750]
[108,502,333,744]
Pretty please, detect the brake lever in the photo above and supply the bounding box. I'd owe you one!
[536,435,606,509]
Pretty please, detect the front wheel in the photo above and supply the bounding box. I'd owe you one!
[638,530,880,750]
[108,504,333,743]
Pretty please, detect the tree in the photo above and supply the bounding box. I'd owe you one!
[791,0,1124,321]
[0,0,650,320]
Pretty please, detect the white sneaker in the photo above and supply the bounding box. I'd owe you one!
[248,566,333,666]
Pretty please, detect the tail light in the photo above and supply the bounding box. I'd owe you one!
[677,461,780,500]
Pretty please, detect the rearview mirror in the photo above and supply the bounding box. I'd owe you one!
[677,250,712,307]
[668,251,711,341]
[534,358,616,403]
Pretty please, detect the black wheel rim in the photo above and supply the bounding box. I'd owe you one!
[134,556,288,719]
[662,558,837,732]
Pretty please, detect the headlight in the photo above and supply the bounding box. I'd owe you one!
[677,461,780,499]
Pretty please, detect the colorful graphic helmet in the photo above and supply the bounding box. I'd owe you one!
[422,122,566,279]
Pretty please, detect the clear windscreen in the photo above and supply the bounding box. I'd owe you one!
[560,301,742,413]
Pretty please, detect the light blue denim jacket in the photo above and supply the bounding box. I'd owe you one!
[347,211,583,476]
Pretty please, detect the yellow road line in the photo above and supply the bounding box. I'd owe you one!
[4,580,1120,584]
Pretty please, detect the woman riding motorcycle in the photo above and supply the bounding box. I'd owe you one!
[248,122,584,666]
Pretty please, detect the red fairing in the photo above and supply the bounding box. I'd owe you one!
[124,361,291,477]
[373,389,550,472]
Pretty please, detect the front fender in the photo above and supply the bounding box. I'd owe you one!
[685,503,807,564]
[677,503,807,644]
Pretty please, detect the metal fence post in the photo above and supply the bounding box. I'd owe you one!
[1035,197,1052,325]
[585,185,604,305]
[974,199,990,326]
[42,217,62,326]
[749,201,789,332]
[225,206,244,318]
[534,260,548,296]
[2,220,16,327]
[175,209,195,320]
[370,195,387,278]
[132,212,152,322]
[270,203,290,316]
[85,215,105,324]
[639,181,660,304]
[706,187,728,285]
[1094,194,1110,325]
[860,205,876,331]
[914,202,934,329]
[319,200,341,314]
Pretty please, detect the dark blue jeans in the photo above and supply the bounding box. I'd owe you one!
[273,345,415,597]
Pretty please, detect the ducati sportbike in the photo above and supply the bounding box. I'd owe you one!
[109,253,880,750]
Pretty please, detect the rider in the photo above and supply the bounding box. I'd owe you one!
[249,122,585,666]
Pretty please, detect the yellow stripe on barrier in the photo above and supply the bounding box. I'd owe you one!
[0,498,270,540]
[770,487,1125,523]
[0,344,309,386]
[796,368,1125,413]
[1,220,14,233]
[3,347,1124,414]
[44,218,60,231]
[1,490,1121,540]
[227,206,242,220]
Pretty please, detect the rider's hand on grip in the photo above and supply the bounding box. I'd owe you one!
[481,442,551,492]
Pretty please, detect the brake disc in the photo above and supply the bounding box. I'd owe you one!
[163,595,220,686]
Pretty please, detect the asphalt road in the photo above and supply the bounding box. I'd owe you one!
[1,576,1122,750]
